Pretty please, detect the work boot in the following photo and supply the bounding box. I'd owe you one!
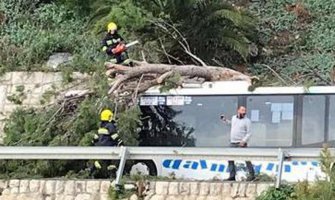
[225,177,236,181]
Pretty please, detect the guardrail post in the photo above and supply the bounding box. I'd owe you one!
[115,146,128,189]
[276,148,285,188]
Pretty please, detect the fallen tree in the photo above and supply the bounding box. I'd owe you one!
[105,61,252,103]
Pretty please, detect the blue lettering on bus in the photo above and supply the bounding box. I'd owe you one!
[162,159,319,174]
[210,164,218,171]
[284,165,291,172]
[266,163,274,171]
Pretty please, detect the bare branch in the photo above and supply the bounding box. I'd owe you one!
[159,38,172,64]
[261,64,289,85]
[141,50,148,63]
[151,19,207,66]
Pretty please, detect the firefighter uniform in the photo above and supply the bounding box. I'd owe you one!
[101,22,131,65]
[91,109,123,178]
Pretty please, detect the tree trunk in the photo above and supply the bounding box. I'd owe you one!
[105,62,251,100]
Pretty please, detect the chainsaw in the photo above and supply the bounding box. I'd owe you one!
[112,40,139,54]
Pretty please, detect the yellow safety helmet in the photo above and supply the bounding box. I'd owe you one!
[107,22,117,32]
[100,109,113,121]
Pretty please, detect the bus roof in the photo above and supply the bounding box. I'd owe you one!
[143,81,335,95]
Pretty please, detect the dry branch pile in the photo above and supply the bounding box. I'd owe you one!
[105,61,251,102]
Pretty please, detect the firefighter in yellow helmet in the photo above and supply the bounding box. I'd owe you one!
[101,22,132,65]
[91,109,123,178]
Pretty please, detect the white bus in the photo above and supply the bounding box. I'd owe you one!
[132,81,335,181]
[139,81,335,148]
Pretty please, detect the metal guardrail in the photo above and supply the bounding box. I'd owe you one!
[0,147,333,188]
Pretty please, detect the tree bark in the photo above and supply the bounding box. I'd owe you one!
[105,62,251,98]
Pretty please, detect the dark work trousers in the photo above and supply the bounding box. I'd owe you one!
[228,143,255,179]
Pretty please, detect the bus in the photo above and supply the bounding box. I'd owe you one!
[131,81,335,181]
[138,81,335,148]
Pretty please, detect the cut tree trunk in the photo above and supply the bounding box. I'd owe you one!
[105,62,251,101]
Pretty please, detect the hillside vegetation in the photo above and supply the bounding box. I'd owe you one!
[0,0,334,179]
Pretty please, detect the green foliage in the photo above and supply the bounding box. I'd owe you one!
[257,146,335,200]
[117,106,142,146]
[256,185,294,200]
[159,72,181,93]
[250,0,335,86]
[0,0,102,72]
[6,85,26,105]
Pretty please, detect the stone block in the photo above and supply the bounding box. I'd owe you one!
[0,180,8,189]
[86,180,100,194]
[11,72,26,84]
[0,194,16,200]
[0,72,12,83]
[100,194,109,200]
[183,195,198,200]
[17,193,44,200]
[237,183,247,197]
[179,182,190,195]
[149,194,166,200]
[100,181,111,194]
[74,193,91,200]
[55,195,65,200]
[196,197,206,200]
[256,183,271,196]
[221,182,232,197]
[41,83,55,93]
[0,85,8,111]
[9,179,19,194]
[45,195,56,200]
[19,180,29,193]
[64,180,75,195]
[39,180,46,193]
[199,182,209,196]
[168,182,179,195]
[42,73,57,83]
[3,105,18,116]
[231,183,239,198]
[246,183,257,198]
[45,180,56,194]
[130,194,139,200]
[64,195,75,200]
[209,183,222,196]
[55,180,64,194]
[27,93,42,105]
[155,181,169,195]
[29,180,40,192]
[75,181,86,193]
[166,195,183,200]
[190,182,199,195]
[206,196,221,200]
[2,188,11,195]
[52,73,63,82]
[9,179,19,188]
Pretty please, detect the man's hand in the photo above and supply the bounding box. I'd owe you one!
[239,141,247,147]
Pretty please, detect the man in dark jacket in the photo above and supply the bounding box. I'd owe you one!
[101,22,131,65]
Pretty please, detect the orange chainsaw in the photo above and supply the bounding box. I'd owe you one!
[112,40,139,54]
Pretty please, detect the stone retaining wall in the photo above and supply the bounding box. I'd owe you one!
[145,181,272,200]
[0,179,273,200]
[0,179,111,200]
[0,72,88,143]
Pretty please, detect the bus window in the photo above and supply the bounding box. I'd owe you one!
[302,95,326,145]
[246,96,294,147]
[139,96,238,147]
[328,95,335,142]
